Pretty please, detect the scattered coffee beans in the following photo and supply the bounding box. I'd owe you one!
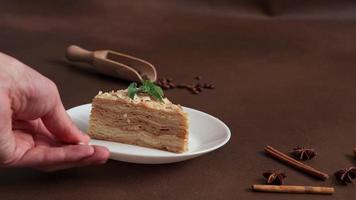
[156,76,215,94]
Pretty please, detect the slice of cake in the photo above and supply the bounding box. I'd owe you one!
[88,89,189,153]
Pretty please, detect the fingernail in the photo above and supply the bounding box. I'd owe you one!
[80,134,90,144]
[84,134,91,141]
[88,145,95,155]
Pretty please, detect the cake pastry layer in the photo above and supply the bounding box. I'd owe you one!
[88,90,189,153]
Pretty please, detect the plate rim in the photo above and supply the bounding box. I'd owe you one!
[67,103,231,158]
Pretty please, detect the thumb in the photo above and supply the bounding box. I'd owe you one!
[42,99,90,144]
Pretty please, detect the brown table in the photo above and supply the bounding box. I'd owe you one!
[1,1,356,199]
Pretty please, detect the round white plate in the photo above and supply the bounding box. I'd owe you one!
[67,104,231,164]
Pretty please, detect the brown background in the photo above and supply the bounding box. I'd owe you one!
[1,0,356,199]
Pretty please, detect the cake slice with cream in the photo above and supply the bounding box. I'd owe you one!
[88,82,189,153]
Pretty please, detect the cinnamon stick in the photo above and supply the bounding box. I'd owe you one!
[264,145,329,180]
[252,185,334,195]
[353,148,356,157]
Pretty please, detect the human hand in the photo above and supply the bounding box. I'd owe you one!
[0,52,110,171]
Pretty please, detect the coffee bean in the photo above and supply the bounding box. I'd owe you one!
[192,89,200,94]
[168,82,176,88]
[203,84,215,89]
[187,84,195,88]
[162,84,170,89]
[157,76,213,94]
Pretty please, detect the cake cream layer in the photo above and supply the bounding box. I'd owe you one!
[94,98,187,127]
[90,110,188,139]
[91,103,187,138]
[88,90,189,153]
[89,123,187,153]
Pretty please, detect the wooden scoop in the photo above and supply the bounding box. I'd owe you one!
[65,45,157,82]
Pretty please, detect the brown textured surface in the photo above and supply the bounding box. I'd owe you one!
[1,1,356,199]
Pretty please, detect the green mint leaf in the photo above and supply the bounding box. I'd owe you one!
[139,80,150,93]
[143,80,164,102]
[149,88,164,102]
[127,80,164,102]
[128,82,138,99]
[153,85,164,96]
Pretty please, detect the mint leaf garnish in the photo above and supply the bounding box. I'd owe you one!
[127,80,164,102]
[142,80,164,102]
[128,82,138,99]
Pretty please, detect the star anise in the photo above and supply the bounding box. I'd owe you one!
[290,146,316,160]
[263,170,286,185]
[335,167,356,184]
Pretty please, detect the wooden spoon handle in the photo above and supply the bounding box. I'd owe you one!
[66,45,94,64]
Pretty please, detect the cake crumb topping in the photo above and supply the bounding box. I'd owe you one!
[95,90,182,112]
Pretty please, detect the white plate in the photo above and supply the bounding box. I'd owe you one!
[67,104,231,164]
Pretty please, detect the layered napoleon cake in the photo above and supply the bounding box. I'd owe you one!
[88,90,189,153]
